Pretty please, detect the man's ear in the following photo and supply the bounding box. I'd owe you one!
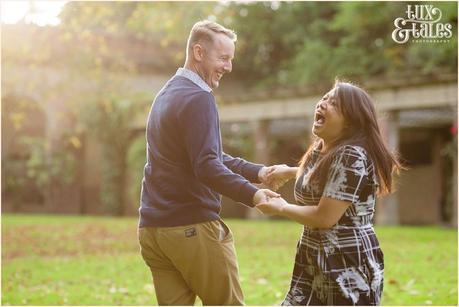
[192,43,205,62]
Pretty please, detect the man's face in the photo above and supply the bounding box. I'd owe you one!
[200,33,235,89]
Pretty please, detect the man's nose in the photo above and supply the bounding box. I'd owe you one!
[224,60,232,73]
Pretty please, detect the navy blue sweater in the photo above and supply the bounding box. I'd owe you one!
[139,75,263,227]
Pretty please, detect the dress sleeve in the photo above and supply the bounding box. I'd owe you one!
[322,146,370,204]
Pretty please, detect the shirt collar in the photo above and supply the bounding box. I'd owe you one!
[176,67,212,93]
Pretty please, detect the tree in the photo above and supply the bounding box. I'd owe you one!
[59,1,458,89]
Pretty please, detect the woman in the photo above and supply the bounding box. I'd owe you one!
[257,81,402,305]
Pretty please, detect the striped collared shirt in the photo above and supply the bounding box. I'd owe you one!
[176,67,212,93]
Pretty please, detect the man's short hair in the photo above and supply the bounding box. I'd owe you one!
[186,20,237,59]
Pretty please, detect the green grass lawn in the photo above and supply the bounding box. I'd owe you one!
[2,214,457,305]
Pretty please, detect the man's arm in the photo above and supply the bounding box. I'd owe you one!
[179,92,273,207]
[222,153,264,183]
[223,153,297,190]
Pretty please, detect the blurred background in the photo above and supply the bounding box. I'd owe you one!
[2,1,458,226]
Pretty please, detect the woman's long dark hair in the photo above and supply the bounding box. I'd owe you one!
[298,80,403,195]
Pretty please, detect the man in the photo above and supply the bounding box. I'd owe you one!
[138,20,285,305]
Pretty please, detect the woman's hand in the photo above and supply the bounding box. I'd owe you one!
[256,196,289,216]
[252,189,280,206]
[264,165,297,191]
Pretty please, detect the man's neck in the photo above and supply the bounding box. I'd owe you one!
[184,62,205,82]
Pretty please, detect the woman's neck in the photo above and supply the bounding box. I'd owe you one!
[320,141,330,153]
[321,136,343,153]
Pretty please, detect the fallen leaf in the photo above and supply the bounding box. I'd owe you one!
[257,278,268,285]
[406,279,415,287]
[143,284,154,293]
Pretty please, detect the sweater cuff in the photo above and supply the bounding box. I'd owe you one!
[244,164,264,183]
[239,182,259,208]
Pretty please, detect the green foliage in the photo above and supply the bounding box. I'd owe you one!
[82,97,140,215]
[21,137,76,188]
[441,134,457,223]
[59,1,216,68]
[221,123,254,161]
[1,97,79,210]
[229,2,457,87]
[2,215,457,305]
[58,1,457,89]
[22,136,75,197]
[405,2,458,75]
[126,135,147,213]
[56,3,155,214]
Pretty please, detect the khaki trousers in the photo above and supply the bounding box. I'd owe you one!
[138,219,244,306]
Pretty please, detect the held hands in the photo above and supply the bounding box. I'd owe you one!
[258,164,296,191]
[256,196,289,216]
[252,189,281,206]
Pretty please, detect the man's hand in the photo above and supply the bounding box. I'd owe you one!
[258,166,272,183]
[258,165,297,191]
[252,189,280,206]
[256,196,289,216]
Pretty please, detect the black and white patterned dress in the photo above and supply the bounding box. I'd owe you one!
[282,145,384,306]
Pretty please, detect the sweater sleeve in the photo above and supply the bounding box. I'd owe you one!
[179,92,259,207]
[223,152,263,183]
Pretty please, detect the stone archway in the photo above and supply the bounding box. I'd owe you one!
[2,94,47,211]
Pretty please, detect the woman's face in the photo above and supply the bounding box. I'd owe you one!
[312,87,346,144]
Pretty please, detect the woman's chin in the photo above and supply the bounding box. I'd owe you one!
[312,125,323,137]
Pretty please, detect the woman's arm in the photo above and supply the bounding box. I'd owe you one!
[267,165,298,180]
[257,196,350,229]
[264,165,299,190]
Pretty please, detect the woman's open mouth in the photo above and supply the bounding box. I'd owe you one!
[314,113,326,126]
